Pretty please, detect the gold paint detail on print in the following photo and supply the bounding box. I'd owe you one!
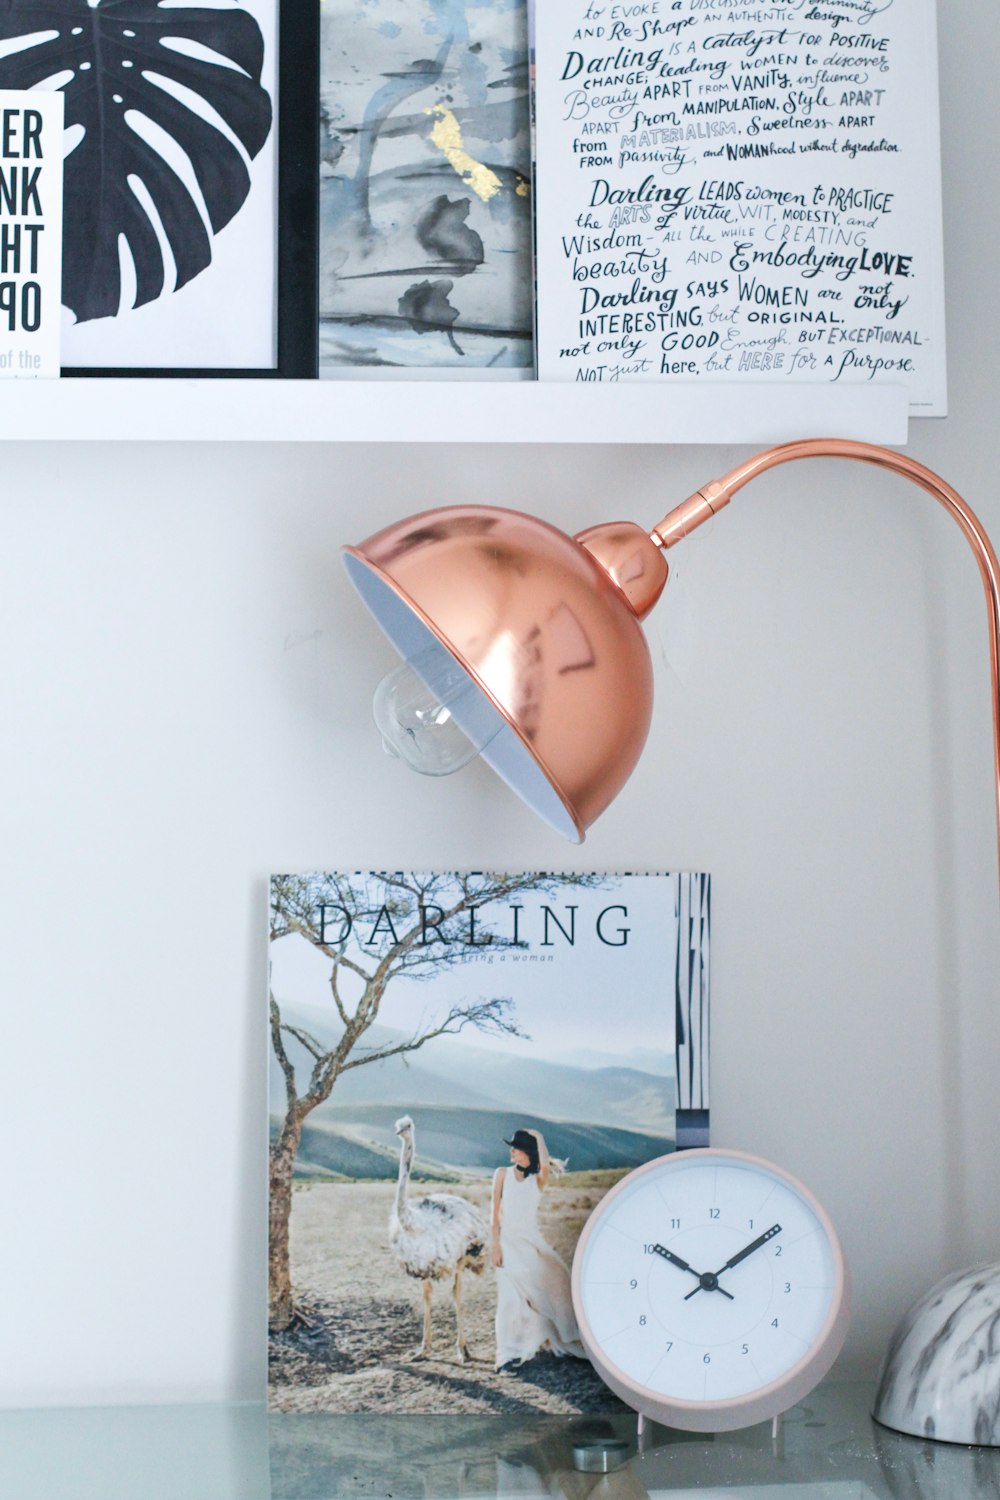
[426,106,502,201]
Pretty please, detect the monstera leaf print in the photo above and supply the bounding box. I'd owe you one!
[0,0,273,322]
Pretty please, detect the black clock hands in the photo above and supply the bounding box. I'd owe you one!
[684,1224,783,1299]
[650,1243,696,1276]
[721,1223,783,1272]
[651,1243,735,1300]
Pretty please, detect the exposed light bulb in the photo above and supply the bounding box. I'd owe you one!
[372,653,500,777]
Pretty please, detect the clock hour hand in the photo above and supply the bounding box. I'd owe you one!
[685,1223,783,1298]
[652,1244,736,1300]
[650,1243,699,1277]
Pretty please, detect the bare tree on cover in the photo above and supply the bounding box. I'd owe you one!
[268,870,602,1330]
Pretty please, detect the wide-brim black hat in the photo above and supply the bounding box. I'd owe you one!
[504,1129,538,1155]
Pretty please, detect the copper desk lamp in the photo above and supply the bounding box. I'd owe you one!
[343,437,1000,1443]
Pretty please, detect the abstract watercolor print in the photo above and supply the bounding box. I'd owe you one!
[0,0,277,370]
[319,0,532,374]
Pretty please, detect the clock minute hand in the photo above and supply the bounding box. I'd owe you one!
[721,1223,783,1272]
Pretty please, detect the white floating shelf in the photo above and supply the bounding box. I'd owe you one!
[0,377,909,445]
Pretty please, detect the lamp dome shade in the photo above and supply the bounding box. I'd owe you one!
[343,505,658,841]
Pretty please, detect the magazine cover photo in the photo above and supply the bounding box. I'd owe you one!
[268,870,710,1414]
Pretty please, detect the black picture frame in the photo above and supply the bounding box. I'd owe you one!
[59,0,318,380]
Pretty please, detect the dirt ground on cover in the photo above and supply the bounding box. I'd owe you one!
[269,1175,631,1415]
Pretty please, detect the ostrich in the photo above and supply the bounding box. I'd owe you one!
[388,1115,488,1362]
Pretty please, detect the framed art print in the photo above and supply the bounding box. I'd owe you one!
[0,89,65,379]
[532,0,946,416]
[317,0,534,378]
[0,0,318,377]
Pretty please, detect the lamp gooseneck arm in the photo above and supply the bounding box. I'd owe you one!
[650,438,1000,864]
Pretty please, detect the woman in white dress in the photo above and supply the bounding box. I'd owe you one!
[491,1127,586,1369]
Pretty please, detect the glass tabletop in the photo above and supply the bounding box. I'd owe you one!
[0,1383,997,1499]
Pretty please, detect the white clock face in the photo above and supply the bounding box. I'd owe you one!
[575,1151,844,1412]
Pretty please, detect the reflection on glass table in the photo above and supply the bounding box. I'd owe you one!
[651,1489,875,1500]
[2,1385,1000,1499]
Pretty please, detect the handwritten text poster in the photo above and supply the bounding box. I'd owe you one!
[534,0,945,414]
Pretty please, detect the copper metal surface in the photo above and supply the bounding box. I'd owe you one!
[346,440,1000,850]
[650,482,729,549]
[575,522,668,620]
[345,505,655,838]
[653,438,1000,862]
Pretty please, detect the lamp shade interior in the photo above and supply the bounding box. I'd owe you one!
[343,553,583,841]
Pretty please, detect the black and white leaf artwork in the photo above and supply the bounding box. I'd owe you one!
[0,0,273,322]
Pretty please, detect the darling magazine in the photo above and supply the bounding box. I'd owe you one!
[268,869,710,1415]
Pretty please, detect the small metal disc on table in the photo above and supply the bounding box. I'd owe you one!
[572,1439,630,1473]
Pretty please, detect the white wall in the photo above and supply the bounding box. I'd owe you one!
[3,6,999,1408]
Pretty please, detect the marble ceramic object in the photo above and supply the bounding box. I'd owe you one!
[873,1262,1000,1444]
